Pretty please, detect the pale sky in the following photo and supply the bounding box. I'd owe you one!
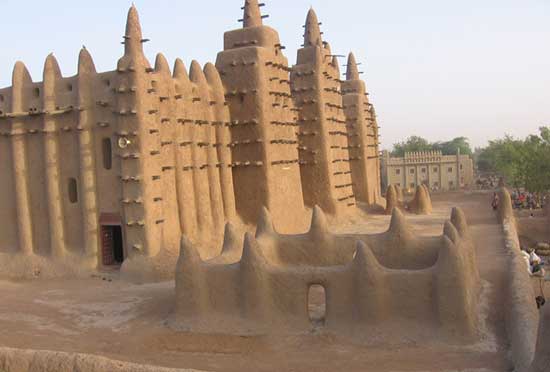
[0,0,548,150]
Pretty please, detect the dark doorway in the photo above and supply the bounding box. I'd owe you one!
[101,225,124,266]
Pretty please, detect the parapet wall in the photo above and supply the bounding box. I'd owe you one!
[0,347,202,372]
[497,188,540,372]
[529,302,550,372]
[174,207,480,340]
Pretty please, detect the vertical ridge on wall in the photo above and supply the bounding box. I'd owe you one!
[154,53,182,252]
[191,61,224,232]
[43,54,67,258]
[189,61,215,235]
[173,59,199,239]
[10,62,35,255]
[77,48,100,261]
[204,63,237,222]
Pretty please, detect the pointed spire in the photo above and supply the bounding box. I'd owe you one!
[11,61,32,111]
[332,55,340,75]
[450,207,468,237]
[443,221,459,244]
[154,53,171,74]
[387,208,411,238]
[43,53,62,80]
[304,8,322,47]
[424,184,433,205]
[240,232,268,267]
[178,236,203,266]
[173,58,190,81]
[124,5,144,56]
[384,185,398,215]
[220,223,242,256]
[242,0,263,28]
[78,47,96,75]
[353,241,383,274]
[203,63,224,91]
[438,236,461,270]
[409,185,432,215]
[43,54,62,110]
[309,206,329,238]
[11,61,32,87]
[255,207,275,238]
[346,52,360,81]
[394,184,404,201]
[189,60,207,85]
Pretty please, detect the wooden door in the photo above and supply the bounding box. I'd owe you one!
[101,226,115,266]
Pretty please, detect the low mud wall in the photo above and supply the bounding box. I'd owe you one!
[0,347,204,372]
[502,218,540,372]
[528,303,550,372]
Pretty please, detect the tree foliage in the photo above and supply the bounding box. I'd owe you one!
[391,136,472,157]
[477,127,550,193]
[433,137,472,156]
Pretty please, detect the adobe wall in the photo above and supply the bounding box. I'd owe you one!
[528,303,550,372]
[496,190,550,372]
[290,9,355,215]
[0,1,384,278]
[0,346,204,372]
[215,0,307,233]
[174,207,480,340]
[0,6,239,275]
[342,53,382,206]
[497,188,540,372]
[0,57,108,264]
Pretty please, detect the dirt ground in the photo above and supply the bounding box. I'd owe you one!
[0,191,523,371]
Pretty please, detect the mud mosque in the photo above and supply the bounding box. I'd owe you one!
[0,1,381,269]
[1,3,549,372]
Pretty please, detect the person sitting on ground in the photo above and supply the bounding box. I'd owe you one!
[521,250,532,273]
[530,249,543,266]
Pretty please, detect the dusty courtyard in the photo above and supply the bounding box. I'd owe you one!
[0,191,523,371]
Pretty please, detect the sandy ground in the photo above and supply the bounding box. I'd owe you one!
[0,191,517,371]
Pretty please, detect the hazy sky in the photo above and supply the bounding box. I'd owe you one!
[0,0,548,150]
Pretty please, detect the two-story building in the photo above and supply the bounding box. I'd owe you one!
[381,150,474,192]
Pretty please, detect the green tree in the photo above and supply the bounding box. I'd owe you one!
[391,136,431,156]
[391,136,472,156]
[433,137,473,155]
[476,127,550,194]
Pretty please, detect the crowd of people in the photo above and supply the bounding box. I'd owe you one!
[492,190,543,211]
[511,190,541,210]
[475,174,500,190]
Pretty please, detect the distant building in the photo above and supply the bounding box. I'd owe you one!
[381,150,474,192]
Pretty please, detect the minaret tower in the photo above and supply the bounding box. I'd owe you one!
[291,9,355,215]
[215,0,306,232]
[342,52,382,205]
[115,6,164,258]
